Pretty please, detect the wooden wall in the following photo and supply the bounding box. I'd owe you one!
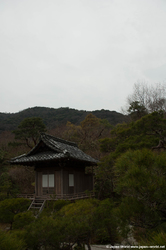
[35,161,93,196]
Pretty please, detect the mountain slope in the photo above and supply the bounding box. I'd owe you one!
[0,106,127,132]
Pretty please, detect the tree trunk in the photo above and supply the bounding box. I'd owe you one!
[86,241,91,250]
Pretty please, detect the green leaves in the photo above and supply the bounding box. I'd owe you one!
[13,211,35,230]
[13,117,46,148]
[11,199,119,249]
[114,149,166,228]
[100,111,166,159]
[0,198,31,228]
[0,230,26,250]
[24,216,63,249]
[97,111,166,243]
[58,199,98,245]
[128,101,148,121]
[93,199,120,244]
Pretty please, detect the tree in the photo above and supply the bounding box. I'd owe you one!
[8,167,35,194]
[0,230,26,250]
[64,113,111,159]
[23,199,98,250]
[95,110,166,243]
[12,211,35,230]
[13,117,47,148]
[55,198,120,248]
[97,111,166,200]
[0,198,121,248]
[0,171,18,200]
[58,199,99,249]
[95,154,116,200]
[140,231,166,246]
[127,101,147,121]
[100,111,166,156]
[123,81,166,115]
[0,149,18,200]
[22,216,63,250]
[92,199,120,244]
[115,149,166,229]
[0,198,31,229]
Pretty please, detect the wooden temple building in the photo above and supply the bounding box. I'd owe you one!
[10,133,98,201]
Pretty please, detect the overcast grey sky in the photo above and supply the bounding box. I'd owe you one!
[0,0,166,113]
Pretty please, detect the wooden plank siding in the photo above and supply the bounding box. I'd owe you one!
[37,172,42,196]
[75,170,85,193]
[10,134,98,200]
[55,170,61,194]
[34,164,93,197]
[63,169,68,195]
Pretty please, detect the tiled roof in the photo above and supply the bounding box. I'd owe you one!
[10,133,98,166]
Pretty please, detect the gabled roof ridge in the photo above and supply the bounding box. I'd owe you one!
[10,133,98,166]
[40,134,63,153]
[40,133,78,148]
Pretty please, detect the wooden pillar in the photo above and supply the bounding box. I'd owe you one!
[61,167,63,195]
[35,171,38,197]
[73,170,75,194]
[92,165,94,191]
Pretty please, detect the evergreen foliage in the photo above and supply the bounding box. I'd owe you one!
[0,230,26,250]
[0,107,126,132]
[13,117,47,148]
[0,198,31,229]
[95,110,166,245]
[1,104,166,246]
[0,198,120,249]
[115,149,166,228]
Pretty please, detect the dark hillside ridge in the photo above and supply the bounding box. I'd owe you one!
[0,107,127,132]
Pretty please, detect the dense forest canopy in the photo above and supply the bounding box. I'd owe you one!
[0,107,127,133]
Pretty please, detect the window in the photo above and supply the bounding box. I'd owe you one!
[42,174,48,187]
[69,174,74,187]
[49,174,54,187]
[42,174,54,188]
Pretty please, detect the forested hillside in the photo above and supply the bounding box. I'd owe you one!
[1,83,166,248]
[1,110,166,248]
[0,106,126,132]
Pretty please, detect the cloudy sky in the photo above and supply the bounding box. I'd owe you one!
[0,0,166,113]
